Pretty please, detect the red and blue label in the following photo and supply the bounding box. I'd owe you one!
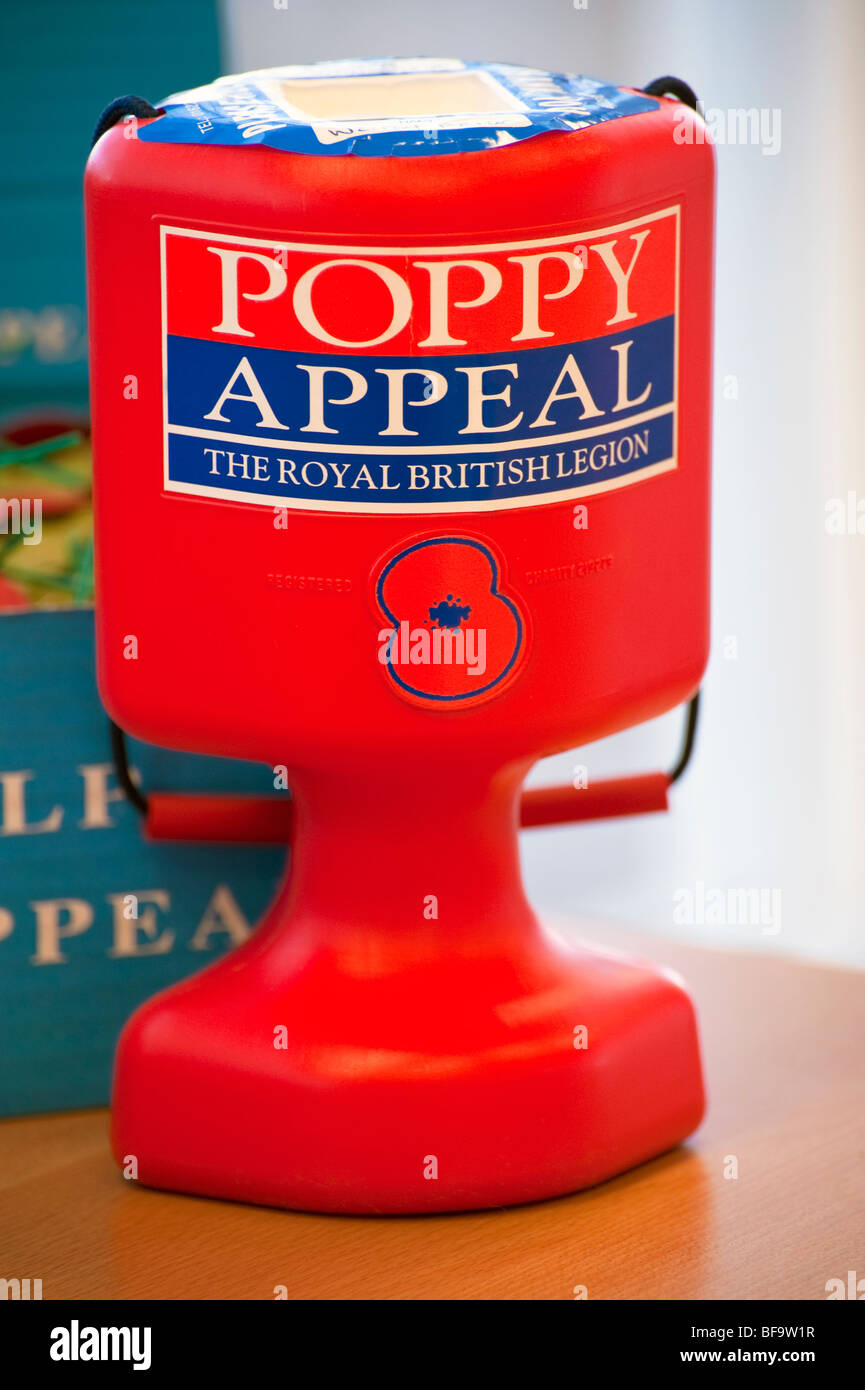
[160,206,679,515]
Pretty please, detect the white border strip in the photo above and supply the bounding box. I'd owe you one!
[159,204,679,259]
[166,401,674,457]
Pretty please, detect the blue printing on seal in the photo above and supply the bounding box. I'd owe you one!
[137,58,658,158]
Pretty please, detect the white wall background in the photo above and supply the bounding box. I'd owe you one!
[222,0,865,966]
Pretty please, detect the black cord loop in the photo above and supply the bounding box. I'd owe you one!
[109,720,148,816]
[109,692,701,823]
[642,76,699,111]
[639,70,703,787]
[91,95,160,150]
[669,694,700,785]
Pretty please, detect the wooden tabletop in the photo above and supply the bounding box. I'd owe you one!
[1,924,863,1301]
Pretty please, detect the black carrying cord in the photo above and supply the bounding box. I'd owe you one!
[643,76,699,110]
[109,721,148,816]
[92,96,160,819]
[110,690,701,817]
[639,73,701,783]
[91,95,161,149]
[95,78,703,821]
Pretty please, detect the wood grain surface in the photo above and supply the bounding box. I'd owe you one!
[1,924,863,1301]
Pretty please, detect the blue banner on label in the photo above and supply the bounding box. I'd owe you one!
[163,318,676,512]
[137,58,658,158]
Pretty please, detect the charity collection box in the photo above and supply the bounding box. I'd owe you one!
[84,58,713,1213]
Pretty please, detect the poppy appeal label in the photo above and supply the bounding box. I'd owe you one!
[160,206,679,514]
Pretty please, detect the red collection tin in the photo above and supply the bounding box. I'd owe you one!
[86,60,714,1212]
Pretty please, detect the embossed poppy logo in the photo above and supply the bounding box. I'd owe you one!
[373,536,526,708]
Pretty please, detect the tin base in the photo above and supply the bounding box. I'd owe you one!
[112,767,704,1213]
[111,924,704,1215]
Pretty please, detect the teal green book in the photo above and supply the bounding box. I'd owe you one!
[0,0,221,410]
[0,608,286,1116]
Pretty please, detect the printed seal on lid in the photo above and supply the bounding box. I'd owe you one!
[137,57,659,157]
